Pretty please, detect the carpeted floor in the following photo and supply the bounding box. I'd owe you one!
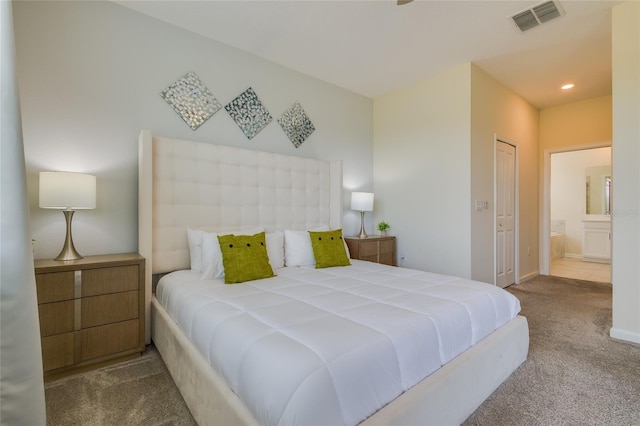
[44,348,196,426]
[463,275,640,425]
[45,275,640,425]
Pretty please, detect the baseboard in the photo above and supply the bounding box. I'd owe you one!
[518,271,539,283]
[610,327,640,344]
[582,256,611,264]
[563,253,581,259]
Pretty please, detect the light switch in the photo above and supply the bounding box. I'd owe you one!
[474,200,488,211]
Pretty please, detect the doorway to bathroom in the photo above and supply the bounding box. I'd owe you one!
[546,146,611,283]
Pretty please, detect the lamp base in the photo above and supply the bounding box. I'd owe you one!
[357,210,369,239]
[54,210,83,261]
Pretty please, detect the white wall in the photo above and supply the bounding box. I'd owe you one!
[550,147,611,256]
[373,63,539,284]
[470,65,539,284]
[611,2,640,344]
[14,1,373,259]
[373,64,472,277]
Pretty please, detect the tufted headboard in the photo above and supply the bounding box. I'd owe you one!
[138,129,343,341]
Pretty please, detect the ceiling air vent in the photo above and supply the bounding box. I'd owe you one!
[511,1,564,32]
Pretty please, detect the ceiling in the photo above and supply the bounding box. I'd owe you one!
[116,0,623,109]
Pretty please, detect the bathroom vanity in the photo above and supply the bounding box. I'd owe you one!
[582,215,611,263]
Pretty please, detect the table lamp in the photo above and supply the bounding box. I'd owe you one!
[351,192,374,239]
[39,171,96,261]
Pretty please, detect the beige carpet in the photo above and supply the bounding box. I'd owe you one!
[464,275,640,425]
[45,275,640,425]
[45,348,196,425]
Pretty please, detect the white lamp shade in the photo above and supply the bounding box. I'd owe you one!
[351,192,374,212]
[39,172,96,209]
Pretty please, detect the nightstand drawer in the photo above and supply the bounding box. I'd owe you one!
[359,241,380,257]
[35,271,75,303]
[82,265,139,297]
[79,319,140,361]
[379,240,395,255]
[41,333,74,371]
[378,253,395,266]
[38,300,74,337]
[81,291,139,328]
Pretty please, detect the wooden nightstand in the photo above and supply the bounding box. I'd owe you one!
[34,253,145,379]
[345,236,396,266]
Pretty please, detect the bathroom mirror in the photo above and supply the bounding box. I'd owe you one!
[585,165,611,215]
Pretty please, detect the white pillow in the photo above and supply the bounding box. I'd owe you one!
[266,231,285,270]
[284,226,329,267]
[186,228,215,272]
[201,228,263,280]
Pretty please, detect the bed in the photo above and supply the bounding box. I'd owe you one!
[138,129,529,425]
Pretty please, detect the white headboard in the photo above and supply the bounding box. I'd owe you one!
[138,129,343,341]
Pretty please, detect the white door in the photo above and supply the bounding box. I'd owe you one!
[496,141,516,288]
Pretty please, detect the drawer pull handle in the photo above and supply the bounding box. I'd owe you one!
[74,271,82,330]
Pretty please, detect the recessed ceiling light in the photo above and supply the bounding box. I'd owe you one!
[561,83,575,90]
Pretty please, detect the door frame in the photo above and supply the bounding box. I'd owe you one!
[494,136,519,286]
[540,141,612,275]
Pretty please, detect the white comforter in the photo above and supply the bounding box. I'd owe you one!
[156,260,521,426]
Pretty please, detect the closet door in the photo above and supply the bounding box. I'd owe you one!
[496,141,516,288]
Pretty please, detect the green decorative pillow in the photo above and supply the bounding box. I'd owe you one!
[308,229,351,268]
[218,232,275,284]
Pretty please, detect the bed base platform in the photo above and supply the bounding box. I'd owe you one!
[151,296,529,426]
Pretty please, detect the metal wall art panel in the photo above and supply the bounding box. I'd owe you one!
[224,87,272,139]
[161,71,222,130]
[278,102,315,148]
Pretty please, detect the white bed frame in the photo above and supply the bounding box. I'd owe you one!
[138,129,529,425]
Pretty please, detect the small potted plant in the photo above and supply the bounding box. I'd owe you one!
[377,221,390,237]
